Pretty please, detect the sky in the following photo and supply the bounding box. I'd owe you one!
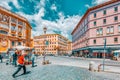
[0,0,110,40]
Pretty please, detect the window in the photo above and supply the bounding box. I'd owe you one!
[12,41,15,46]
[110,26,114,33]
[94,13,96,18]
[0,14,2,20]
[114,7,118,12]
[93,39,96,44]
[114,37,118,42]
[0,30,8,34]
[107,26,114,34]
[118,25,120,32]
[107,27,110,33]
[96,28,103,35]
[94,21,96,26]
[114,16,118,22]
[97,29,99,35]
[11,18,16,23]
[99,28,103,35]
[11,26,16,31]
[103,19,106,24]
[2,16,7,22]
[18,20,23,25]
[103,10,106,15]
[18,28,22,32]
[18,42,21,45]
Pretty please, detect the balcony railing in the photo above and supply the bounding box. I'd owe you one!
[18,32,22,36]
[0,23,9,29]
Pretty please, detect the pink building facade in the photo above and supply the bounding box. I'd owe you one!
[72,0,120,58]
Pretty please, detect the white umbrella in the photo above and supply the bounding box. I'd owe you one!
[114,50,120,53]
[13,45,30,50]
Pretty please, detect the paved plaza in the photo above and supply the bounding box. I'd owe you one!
[0,56,120,80]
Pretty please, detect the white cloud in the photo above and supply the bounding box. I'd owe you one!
[0,0,12,9]
[0,0,81,40]
[85,4,91,8]
[92,0,111,5]
[0,0,20,10]
[51,4,57,11]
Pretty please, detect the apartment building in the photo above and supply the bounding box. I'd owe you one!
[0,6,32,52]
[72,0,120,58]
[34,34,71,55]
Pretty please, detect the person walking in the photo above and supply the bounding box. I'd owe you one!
[31,51,37,67]
[8,49,14,64]
[12,49,18,67]
[12,50,27,78]
[0,53,3,63]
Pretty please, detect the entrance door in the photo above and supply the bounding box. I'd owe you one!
[97,53,102,58]
[100,53,102,58]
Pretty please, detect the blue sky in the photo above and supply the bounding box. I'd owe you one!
[0,0,109,40]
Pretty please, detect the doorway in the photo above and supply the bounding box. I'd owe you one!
[97,53,103,58]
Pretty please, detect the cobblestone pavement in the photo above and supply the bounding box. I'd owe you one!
[0,56,120,80]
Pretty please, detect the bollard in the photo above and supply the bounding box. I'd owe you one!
[89,61,95,71]
[42,61,46,65]
[46,60,49,64]
[98,64,102,72]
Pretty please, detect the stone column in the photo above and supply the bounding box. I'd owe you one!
[16,19,18,37]
[23,23,26,39]
[8,17,11,49]
[8,16,11,36]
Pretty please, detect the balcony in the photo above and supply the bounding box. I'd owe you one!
[18,32,22,37]
[0,23,9,29]
[11,30,16,34]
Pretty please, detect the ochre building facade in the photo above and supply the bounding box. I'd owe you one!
[34,34,71,55]
[0,6,32,52]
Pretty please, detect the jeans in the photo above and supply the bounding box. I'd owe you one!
[13,65,26,76]
[0,59,2,63]
[32,58,34,67]
[13,59,17,66]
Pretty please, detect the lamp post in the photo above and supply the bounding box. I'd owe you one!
[43,27,47,64]
[103,38,106,71]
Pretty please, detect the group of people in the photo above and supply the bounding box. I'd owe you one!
[0,49,37,78]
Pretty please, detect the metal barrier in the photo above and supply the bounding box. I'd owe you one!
[98,64,120,72]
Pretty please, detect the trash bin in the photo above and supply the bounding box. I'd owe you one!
[89,61,95,71]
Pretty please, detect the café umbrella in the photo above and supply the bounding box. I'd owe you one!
[113,50,120,53]
[13,45,30,50]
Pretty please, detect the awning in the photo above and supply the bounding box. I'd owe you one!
[114,50,120,53]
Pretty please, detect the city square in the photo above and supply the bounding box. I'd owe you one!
[0,0,120,80]
[1,56,120,80]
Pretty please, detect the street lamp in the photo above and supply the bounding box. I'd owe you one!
[103,38,106,71]
[43,27,47,64]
